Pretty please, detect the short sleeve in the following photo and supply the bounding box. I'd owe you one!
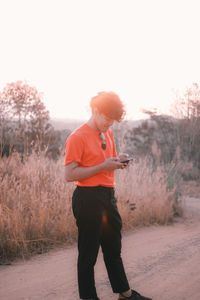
[64,133,84,165]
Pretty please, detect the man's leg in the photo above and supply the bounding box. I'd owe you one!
[100,193,130,294]
[100,192,152,300]
[72,187,102,300]
[77,221,101,299]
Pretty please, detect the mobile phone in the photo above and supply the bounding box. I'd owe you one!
[120,158,133,163]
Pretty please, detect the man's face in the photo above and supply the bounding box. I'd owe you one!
[94,110,114,132]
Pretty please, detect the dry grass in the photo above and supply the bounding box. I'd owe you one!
[0,152,183,261]
[115,157,182,231]
[0,152,76,261]
[180,179,200,198]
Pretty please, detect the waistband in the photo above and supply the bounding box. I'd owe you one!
[76,185,114,191]
[76,185,115,198]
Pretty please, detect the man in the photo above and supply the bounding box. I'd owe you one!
[64,92,152,300]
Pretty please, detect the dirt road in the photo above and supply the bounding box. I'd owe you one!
[0,197,200,300]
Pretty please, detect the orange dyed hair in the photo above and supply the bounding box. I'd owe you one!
[90,91,125,122]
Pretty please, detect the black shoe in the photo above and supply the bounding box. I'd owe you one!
[119,289,152,300]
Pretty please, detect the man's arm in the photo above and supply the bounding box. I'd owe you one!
[65,158,124,182]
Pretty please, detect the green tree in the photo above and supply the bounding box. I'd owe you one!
[0,81,58,156]
[124,112,178,164]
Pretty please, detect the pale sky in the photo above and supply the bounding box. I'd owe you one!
[0,0,200,120]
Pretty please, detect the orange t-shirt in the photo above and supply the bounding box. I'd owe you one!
[64,123,117,187]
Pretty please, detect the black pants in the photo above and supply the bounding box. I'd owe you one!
[72,186,130,299]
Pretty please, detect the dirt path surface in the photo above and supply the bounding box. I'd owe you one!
[0,197,200,300]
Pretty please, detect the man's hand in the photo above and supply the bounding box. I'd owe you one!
[102,157,125,171]
[118,153,129,162]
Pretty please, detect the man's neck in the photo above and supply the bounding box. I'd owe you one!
[86,117,100,132]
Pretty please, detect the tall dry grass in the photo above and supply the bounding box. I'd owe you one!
[115,157,182,231]
[0,152,183,261]
[0,152,76,261]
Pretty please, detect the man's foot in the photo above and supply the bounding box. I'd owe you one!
[119,289,152,300]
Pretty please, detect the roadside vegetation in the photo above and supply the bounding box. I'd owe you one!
[0,81,200,261]
[0,150,184,261]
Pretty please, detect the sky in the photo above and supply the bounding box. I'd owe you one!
[0,0,200,120]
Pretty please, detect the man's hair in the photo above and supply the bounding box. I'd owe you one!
[90,91,125,122]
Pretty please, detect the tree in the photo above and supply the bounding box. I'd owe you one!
[0,91,10,155]
[172,83,200,119]
[171,83,200,167]
[0,81,53,155]
[124,113,178,164]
